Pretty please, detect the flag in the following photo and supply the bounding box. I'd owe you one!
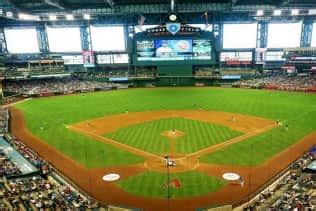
[136,15,146,32]
[138,15,146,27]
[204,12,209,28]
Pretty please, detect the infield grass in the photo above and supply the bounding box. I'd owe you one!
[105,117,242,154]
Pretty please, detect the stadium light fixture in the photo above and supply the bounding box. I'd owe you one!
[49,15,57,21]
[18,13,40,21]
[291,9,299,16]
[17,13,24,20]
[66,14,74,20]
[256,10,264,16]
[308,9,316,15]
[170,0,175,12]
[6,11,13,18]
[169,14,177,21]
[273,9,282,16]
[83,14,91,20]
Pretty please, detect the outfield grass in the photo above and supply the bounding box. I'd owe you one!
[200,109,316,166]
[15,88,316,168]
[117,171,225,198]
[105,117,242,154]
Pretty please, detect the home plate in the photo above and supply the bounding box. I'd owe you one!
[222,172,240,181]
[102,173,120,182]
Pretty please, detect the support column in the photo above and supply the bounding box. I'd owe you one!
[80,25,92,51]
[300,19,313,47]
[36,25,49,54]
[213,23,223,50]
[213,23,222,66]
[0,27,8,54]
[257,21,268,48]
[126,25,134,72]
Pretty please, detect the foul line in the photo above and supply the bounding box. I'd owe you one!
[68,125,162,160]
[68,123,278,162]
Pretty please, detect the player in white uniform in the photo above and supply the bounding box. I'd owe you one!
[156,41,173,57]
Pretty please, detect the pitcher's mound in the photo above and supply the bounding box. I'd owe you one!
[161,130,185,138]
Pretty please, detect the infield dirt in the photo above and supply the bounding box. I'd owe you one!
[69,110,277,173]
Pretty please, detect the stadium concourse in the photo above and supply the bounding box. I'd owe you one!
[0,0,316,210]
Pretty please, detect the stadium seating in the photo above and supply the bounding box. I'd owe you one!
[243,151,315,210]
[0,111,106,209]
[233,75,316,92]
[3,78,116,96]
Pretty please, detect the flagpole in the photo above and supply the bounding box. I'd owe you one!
[204,11,209,29]
[170,0,175,12]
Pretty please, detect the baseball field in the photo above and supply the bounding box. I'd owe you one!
[10,87,316,210]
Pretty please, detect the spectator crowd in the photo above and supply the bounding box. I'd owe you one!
[233,75,316,92]
[0,135,106,210]
[0,109,106,210]
[243,151,315,210]
[2,174,99,210]
[0,109,22,178]
[0,148,21,178]
[0,109,8,135]
[3,78,117,96]
[6,135,48,172]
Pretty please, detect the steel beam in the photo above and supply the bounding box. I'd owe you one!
[80,25,91,51]
[0,27,7,54]
[300,19,313,47]
[36,25,49,53]
[257,21,268,48]
[43,0,65,10]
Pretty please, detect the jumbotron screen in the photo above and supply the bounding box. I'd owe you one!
[136,39,212,61]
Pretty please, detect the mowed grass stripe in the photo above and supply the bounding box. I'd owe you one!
[178,119,242,153]
[104,118,242,154]
[117,171,225,198]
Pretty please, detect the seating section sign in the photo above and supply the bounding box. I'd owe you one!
[82,51,95,67]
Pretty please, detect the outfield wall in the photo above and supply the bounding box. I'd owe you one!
[128,77,239,87]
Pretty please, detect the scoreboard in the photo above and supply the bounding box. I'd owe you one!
[132,31,215,66]
[136,39,212,61]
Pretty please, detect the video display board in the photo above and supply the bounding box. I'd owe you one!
[267,22,302,48]
[223,24,257,49]
[46,27,82,52]
[90,26,125,51]
[4,28,40,54]
[136,39,212,62]
[193,40,212,59]
[311,23,316,47]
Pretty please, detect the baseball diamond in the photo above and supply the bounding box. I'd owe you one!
[9,87,316,210]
